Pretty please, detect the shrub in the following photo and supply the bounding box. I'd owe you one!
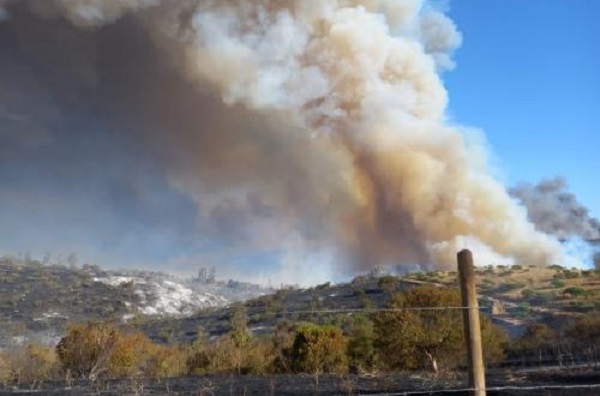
[550,279,566,288]
[144,344,188,379]
[515,302,531,317]
[563,270,580,279]
[521,288,534,297]
[504,282,526,291]
[563,287,586,296]
[0,344,58,384]
[378,276,399,293]
[289,324,348,375]
[373,287,506,373]
[347,315,376,371]
[56,322,152,379]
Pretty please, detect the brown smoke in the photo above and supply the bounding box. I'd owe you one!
[0,1,568,282]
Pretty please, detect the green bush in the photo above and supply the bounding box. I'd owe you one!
[521,289,534,297]
[563,287,586,296]
[515,302,531,317]
[563,270,580,279]
[551,279,566,288]
[347,316,376,370]
[504,282,526,291]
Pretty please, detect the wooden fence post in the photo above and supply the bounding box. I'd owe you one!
[458,249,486,396]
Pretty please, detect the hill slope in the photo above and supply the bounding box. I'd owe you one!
[136,265,600,344]
[0,256,269,347]
[2,256,599,348]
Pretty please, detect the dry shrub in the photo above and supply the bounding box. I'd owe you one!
[187,336,276,375]
[0,344,58,384]
[56,322,153,379]
[290,324,348,375]
[143,344,188,380]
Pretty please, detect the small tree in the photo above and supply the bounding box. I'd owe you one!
[229,306,252,374]
[290,323,348,378]
[378,276,399,294]
[374,287,506,373]
[509,323,556,365]
[271,321,297,373]
[347,315,377,372]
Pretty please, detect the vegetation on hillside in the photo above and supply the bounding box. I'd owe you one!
[0,285,509,385]
[3,258,600,388]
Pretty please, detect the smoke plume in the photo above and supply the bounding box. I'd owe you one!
[0,0,568,282]
[511,178,600,241]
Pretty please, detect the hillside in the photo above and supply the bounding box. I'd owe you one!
[136,264,600,344]
[1,254,599,348]
[0,256,270,347]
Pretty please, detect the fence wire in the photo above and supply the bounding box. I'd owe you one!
[268,306,482,315]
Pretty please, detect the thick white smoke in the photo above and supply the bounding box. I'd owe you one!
[0,0,570,283]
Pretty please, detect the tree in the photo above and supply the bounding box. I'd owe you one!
[373,286,506,373]
[378,275,399,294]
[347,315,377,372]
[187,307,275,375]
[509,323,557,366]
[289,323,348,377]
[565,314,600,365]
[271,320,297,373]
[229,306,251,374]
[230,306,251,347]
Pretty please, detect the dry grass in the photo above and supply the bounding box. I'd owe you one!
[404,265,600,307]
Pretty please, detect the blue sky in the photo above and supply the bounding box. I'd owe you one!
[444,0,600,218]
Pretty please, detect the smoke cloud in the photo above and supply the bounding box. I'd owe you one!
[511,178,600,241]
[0,0,570,283]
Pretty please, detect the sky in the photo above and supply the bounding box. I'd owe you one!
[444,0,600,218]
[0,1,598,282]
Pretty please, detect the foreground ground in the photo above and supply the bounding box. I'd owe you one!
[1,368,599,395]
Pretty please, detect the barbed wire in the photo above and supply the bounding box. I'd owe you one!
[244,301,600,315]
[252,300,600,315]
[260,306,483,315]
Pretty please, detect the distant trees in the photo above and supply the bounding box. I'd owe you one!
[195,266,216,283]
[507,314,600,367]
